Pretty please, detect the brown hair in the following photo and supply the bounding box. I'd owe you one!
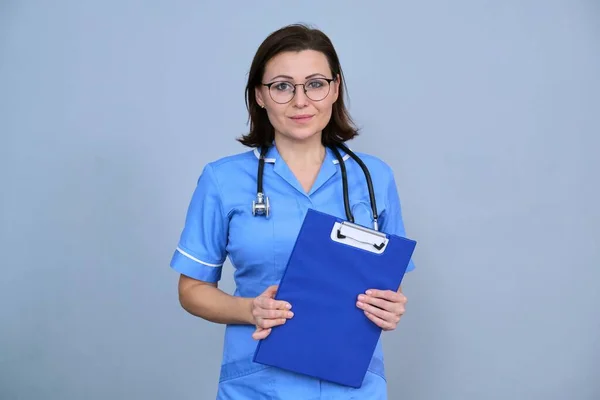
[237,24,359,148]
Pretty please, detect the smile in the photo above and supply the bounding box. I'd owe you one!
[289,115,314,123]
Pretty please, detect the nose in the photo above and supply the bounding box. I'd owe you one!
[292,85,309,108]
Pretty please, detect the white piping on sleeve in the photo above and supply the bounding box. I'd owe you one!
[176,247,223,267]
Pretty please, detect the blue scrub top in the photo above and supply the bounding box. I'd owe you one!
[170,144,415,400]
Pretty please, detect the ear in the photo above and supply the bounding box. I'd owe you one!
[255,86,266,108]
[331,74,341,102]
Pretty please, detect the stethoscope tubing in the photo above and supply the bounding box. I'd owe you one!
[256,143,379,231]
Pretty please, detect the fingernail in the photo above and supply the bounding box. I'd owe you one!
[366,290,372,295]
[357,301,363,307]
[286,303,292,309]
[288,312,294,318]
[358,294,365,301]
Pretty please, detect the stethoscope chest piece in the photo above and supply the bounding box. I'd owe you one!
[252,192,270,217]
[252,146,271,217]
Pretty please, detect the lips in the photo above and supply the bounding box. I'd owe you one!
[290,114,314,122]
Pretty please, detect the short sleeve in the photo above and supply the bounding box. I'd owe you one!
[170,164,228,282]
[379,167,416,273]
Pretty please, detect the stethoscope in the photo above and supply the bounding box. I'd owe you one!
[252,142,380,231]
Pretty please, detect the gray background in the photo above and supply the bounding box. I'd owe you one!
[1,1,599,399]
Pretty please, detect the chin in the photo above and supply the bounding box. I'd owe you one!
[279,125,323,142]
[286,130,321,142]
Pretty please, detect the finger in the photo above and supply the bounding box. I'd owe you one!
[252,327,271,340]
[254,308,294,320]
[256,296,292,311]
[365,289,405,303]
[256,317,288,329]
[364,310,397,331]
[357,299,401,323]
[358,294,398,313]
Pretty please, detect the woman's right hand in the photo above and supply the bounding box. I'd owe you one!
[251,285,294,340]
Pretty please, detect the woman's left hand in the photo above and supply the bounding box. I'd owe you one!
[356,289,407,331]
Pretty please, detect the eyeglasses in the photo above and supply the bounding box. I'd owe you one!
[262,78,335,104]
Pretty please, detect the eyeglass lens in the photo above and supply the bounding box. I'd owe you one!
[269,78,331,103]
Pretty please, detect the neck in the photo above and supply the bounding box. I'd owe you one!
[274,133,326,167]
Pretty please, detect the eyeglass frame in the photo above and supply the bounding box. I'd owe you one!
[261,77,336,104]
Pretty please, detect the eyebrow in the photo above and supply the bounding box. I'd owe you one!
[268,73,327,81]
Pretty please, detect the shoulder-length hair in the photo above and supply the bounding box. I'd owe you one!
[237,24,358,148]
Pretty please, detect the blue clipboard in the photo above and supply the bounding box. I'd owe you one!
[253,208,417,388]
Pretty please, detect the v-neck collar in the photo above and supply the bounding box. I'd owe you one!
[253,144,350,197]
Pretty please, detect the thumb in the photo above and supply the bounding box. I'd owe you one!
[264,285,279,297]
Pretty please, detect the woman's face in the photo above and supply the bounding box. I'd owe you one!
[256,49,340,144]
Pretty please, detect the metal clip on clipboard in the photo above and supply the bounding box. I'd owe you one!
[330,221,389,254]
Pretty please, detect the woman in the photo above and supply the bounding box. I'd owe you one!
[170,24,416,399]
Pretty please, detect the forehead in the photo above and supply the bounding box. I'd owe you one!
[263,49,331,80]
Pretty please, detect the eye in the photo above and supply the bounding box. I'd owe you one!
[306,79,325,89]
[272,82,293,91]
